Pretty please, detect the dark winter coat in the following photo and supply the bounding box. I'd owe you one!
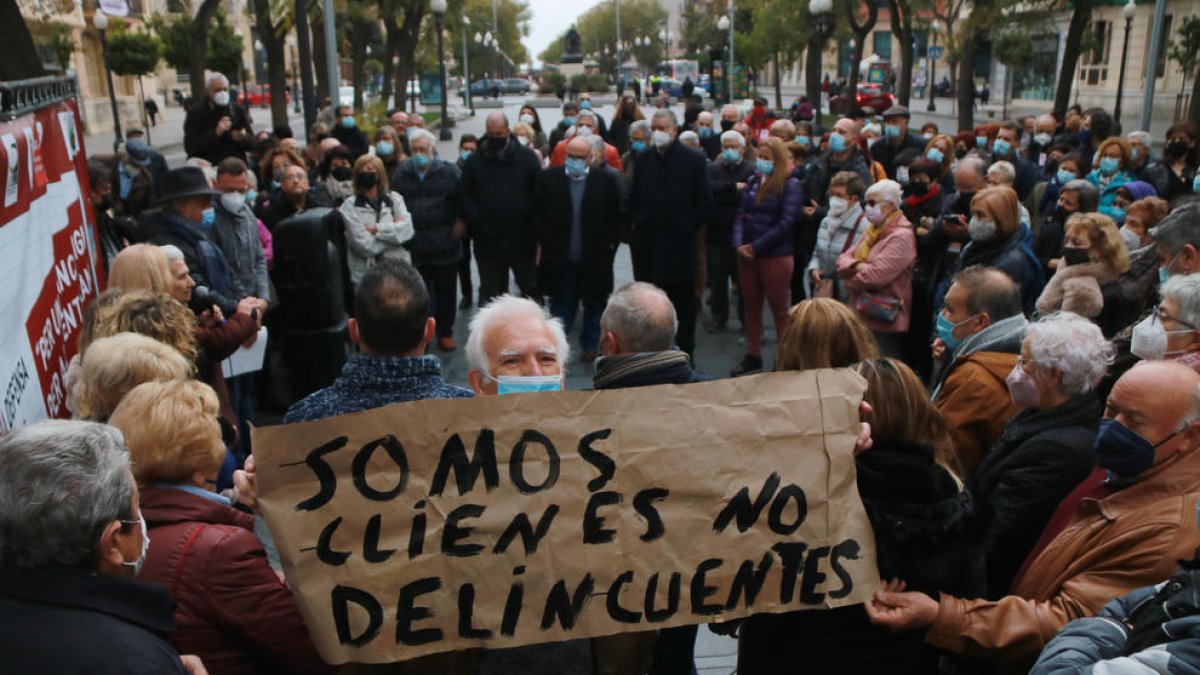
[871,131,928,179]
[255,187,334,233]
[139,486,333,675]
[330,123,369,158]
[732,173,804,258]
[138,208,241,316]
[535,166,624,306]
[1031,552,1200,674]
[183,97,254,164]
[706,156,756,246]
[0,564,188,674]
[459,135,543,261]
[392,158,463,267]
[628,142,713,284]
[737,439,983,675]
[950,226,1046,314]
[967,393,1102,598]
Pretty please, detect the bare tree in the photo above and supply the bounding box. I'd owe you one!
[885,0,914,106]
[250,0,292,129]
[187,0,222,102]
[845,0,879,95]
[1054,0,1092,114]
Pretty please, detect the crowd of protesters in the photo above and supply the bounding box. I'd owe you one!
[6,67,1200,675]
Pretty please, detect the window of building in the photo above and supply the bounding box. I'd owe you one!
[1013,34,1059,101]
[1081,20,1111,85]
[874,30,892,61]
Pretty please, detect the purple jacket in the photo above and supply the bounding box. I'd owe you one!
[732,173,804,258]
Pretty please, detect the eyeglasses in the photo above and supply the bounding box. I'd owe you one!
[1016,356,1039,369]
[1154,304,1197,330]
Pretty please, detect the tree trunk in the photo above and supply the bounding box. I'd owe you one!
[267,38,288,129]
[958,36,977,131]
[1055,0,1091,114]
[846,1,877,109]
[391,1,427,114]
[381,28,399,107]
[806,34,823,118]
[886,0,913,106]
[188,0,222,102]
[1190,68,1200,126]
[311,7,330,103]
[352,43,366,111]
[774,53,783,109]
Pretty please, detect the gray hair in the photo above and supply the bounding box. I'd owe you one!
[1061,179,1101,213]
[207,72,229,91]
[952,265,1023,320]
[600,282,678,353]
[1151,202,1200,256]
[576,109,597,123]
[988,160,1016,185]
[720,129,745,147]
[1128,130,1152,146]
[630,119,651,137]
[865,179,903,208]
[408,128,436,147]
[1026,312,1114,395]
[0,420,134,569]
[465,295,570,377]
[650,108,678,128]
[159,244,184,263]
[1161,274,1200,329]
[588,135,606,160]
[955,155,988,180]
[678,130,700,147]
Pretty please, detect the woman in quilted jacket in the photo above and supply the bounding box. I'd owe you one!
[1036,212,1129,319]
[730,137,805,376]
[108,380,333,675]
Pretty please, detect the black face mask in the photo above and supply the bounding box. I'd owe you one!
[1062,246,1091,266]
[1166,140,1190,159]
[906,182,929,196]
[331,166,352,181]
[720,120,735,132]
[956,191,975,207]
[955,148,968,159]
[355,171,378,190]
[486,135,507,152]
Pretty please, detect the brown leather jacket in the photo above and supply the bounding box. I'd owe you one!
[925,446,1200,673]
[935,351,1022,477]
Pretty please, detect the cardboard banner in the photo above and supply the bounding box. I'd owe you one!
[0,98,102,432]
[253,369,878,665]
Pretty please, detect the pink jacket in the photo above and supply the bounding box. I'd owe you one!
[835,213,917,333]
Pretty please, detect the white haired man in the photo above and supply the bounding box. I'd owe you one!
[465,294,570,395]
[183,72,253,165]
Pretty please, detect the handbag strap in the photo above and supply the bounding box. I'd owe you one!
[840,213,866,254]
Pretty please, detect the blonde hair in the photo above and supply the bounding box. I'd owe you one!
[1095,136,1132,169]
[513,121,535,141]
[924,134,955,174]
[108,380,225,485]
[756,137,791,203]
[971,186,1021,238]
[352,154,389,193]
[854,358,957,475]
[75,333,192,422]
[108,244,172,294]
[1065,212,1131,274]
[89,291,199,364]
[777,299,879,371]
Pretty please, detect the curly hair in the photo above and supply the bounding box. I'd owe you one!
[89,291,199,364]
[1026,312,1115,395]
[75,333,192,422]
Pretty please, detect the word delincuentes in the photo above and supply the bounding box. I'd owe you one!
[285,428,866,649]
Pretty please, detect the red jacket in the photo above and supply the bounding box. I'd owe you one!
[139,486,333,675]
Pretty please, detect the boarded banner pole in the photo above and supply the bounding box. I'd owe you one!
[253,369,878,664]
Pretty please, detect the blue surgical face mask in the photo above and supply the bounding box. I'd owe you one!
[885,124,902,139]
[1100,157,1120,175]
[580,100,592,110]
[376,140,394,157]
[797,135,810,147]
[496,375,562,395]
[459,150,472,162]
[992,138,1012,157]
[722,148,741,164]
[562,116,577,127]
[935,312,977,352]
[1131,147,1140,161]
[757,159,774,176]
[926,148,944,164]
[631,140,648,154]
[1057,169,1076,185]
[976,136,988,148]
[565,157,587,177]
[342,116,356,129]
[1194,175,1200,193]
[699,127,713,138]
[245,189,257,205]
[200,207,215,230]
[829,133,847,153]
[412,153,431,169]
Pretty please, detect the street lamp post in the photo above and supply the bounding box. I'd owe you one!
[717,14,731,104]
[431,0,452,141]
[462,14,473,115]
[93,11,123,154]
[809,0,833,119]
[1114,0,1136,130]
[926,20,938,112]
[254,40,266,109]
[289,38,301,113]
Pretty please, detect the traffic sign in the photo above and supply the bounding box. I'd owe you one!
[928,45,944,60]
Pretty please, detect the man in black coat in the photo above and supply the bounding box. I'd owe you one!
[992,120,1038,200]
[706,130,755,331]
[0,421,193,674]
[536,136,624,362]
[460,112,544,302]
[183,72,254,164]
[628,108,713,357]
[330,105,369,158]
[871,105,927,179]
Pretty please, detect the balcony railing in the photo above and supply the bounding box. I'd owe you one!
[0,76,78,121]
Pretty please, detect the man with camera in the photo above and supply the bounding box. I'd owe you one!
[184,73,254,165]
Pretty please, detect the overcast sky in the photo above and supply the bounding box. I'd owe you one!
[524,0,585,65]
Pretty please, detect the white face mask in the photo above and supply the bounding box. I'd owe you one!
[219,192,244,212]
[828,196,850,217]
[1034,132,1052,146]
[519,113,535,125]
[1119,226,1141,252]
[896,166,910,184]
[652,130,672,149]
[212,90,230,107]
[120,513,150,577]
[968,216,997,242]
[864,203,886,224]
[516,136,530,147]
[576,126,593,138]
[1131,314,1192,361]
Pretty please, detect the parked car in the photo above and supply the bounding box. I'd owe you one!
[503,78,530,94]
[457,79,503,97]
[238,85,289,106]
[661,78,709,99]
[831,82,895,114]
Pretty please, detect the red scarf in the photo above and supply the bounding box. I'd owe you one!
[903,182,941,211]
